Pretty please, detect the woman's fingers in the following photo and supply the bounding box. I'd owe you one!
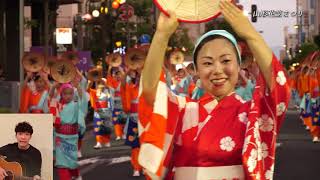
[167,9,177,20]
[220,0,242,20]
[219,1,234,20]
[223,0,242,14]
[220,4,233,22]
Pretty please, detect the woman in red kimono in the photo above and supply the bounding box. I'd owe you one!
[121,69,142,177]
[138,1,290,180]
[106,67,126,140]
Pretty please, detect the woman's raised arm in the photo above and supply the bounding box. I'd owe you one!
[141,10,179,105]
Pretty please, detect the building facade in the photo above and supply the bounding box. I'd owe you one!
[297,0,319,43]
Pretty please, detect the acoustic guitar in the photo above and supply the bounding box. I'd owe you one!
[0,157,41,180]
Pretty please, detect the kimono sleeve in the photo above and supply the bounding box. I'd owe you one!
[89,88,97,109]
[138,70,186,178]
[242,54,290,180]
[19,85,31,113]
[77,77,88,135]
[120,82,131,113]
[106,75,118,89]
[109,88,115,112]
[40,90,49,113]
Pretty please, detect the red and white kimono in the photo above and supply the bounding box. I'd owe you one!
[19,81,48,113]
[138,55,290,180]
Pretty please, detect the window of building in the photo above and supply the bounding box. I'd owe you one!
[310,0,315,9]
[311,15,315,24]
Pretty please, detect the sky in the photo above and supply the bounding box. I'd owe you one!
[239,0,297,58]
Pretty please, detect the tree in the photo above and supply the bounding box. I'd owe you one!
[168,28,194,55]
[294,42,318,63]
[314,34,320,48]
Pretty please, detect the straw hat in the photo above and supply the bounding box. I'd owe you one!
[154,0,229,23]
[51,60,76,83]
[106,53,122,67]
[125,48,146,70]
[43,56,58,74]
[22,52,45,72]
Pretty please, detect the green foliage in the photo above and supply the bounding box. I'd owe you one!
[127,0,154,40]
[314,34,320,48]
[0,107,11,113]
[169,28,194,55]
[136,23,153,37]
[129,0,153,22]
[294,42,318,62]
[24,17,38,29]
[283,57,299,70]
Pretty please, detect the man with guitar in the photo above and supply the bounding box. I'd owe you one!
[0,122,42,180]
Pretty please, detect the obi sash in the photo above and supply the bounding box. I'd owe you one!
[130,99,138,113]
[55,123,78,135]
[95,101,108,109]
[174,165,245,180]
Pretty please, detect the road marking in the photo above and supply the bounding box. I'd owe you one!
[109,156,131,165]
[79,156,131,176]
[78,156,103,166]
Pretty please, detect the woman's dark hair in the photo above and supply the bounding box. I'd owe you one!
[193,35,239,69]
[302,66,309,74]
[15,121,33,135]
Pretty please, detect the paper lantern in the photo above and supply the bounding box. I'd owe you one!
[112,1,120,9]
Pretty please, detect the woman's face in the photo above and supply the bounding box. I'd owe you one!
[177,69,186,79]
[62,88,74,103]
[114,71,122,81]
[196,38,240,99]
[35,78,46,92]
[129,70,137,79]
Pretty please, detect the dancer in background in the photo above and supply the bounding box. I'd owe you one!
[49,79,87,180]
[121,68,142,177]
[107,66,127,140]
[88,80,114,149]
[235,68,255,101]
[20,72,50,113]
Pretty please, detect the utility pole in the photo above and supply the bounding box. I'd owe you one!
[77,0,84,50]
[296,0,300,46]
[44,0,49,58]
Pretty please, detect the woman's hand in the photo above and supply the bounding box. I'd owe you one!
[156,10,179,38]
[219,0,258,41]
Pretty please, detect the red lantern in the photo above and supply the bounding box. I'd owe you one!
[112,1,120,9]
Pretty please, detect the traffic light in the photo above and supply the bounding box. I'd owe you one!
[100,1,108,14]
[251,4,257,23]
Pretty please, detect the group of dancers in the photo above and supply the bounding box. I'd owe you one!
[289,53,320,142]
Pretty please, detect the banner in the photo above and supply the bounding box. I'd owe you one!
[77,51,93,72]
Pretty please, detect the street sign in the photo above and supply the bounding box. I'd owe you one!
[251,4,257,23]
[56,28,73,44]
[77,51,93,72]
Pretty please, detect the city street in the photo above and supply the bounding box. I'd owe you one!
[63,106,320,180]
